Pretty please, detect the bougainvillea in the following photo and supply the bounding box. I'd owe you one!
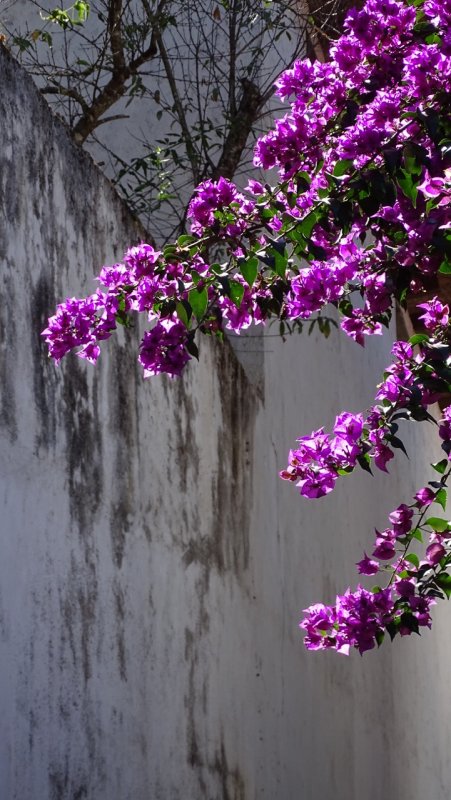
[43,0,451,654]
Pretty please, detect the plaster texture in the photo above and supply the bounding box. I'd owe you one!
[1,45,451,800]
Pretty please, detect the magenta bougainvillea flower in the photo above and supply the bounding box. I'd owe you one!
[43,0,451,655]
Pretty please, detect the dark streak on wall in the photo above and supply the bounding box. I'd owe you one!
[0,42,259,799]
[181,342,255,579]
[0,272,18,441]
[108,341,140,570]
[30,275,59,451]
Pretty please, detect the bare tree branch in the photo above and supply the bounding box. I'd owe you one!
[108,0,126,73]
[212,78,263,181]
[71,0,165,142]
[7,0,355,240]
[151,21,201,183]
[41,84,91,113]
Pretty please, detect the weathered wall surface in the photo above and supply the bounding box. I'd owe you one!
[1,46,451,800]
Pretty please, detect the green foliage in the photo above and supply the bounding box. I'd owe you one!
[434,573,451,599]
[239,256,259,287]
[425,517,450,533]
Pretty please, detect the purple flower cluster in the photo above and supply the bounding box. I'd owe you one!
[301,586,396,655]
[255,0,450,184]
[45,0,451,370]
[301,488,445,654]
[417,297,449,331]
[187,177,255,238]
[43,243,198,376]
[370,504,414,560]
[138,318,191,378]
[286,257,357,320]
[280,335,442,498]
[280,413,363,498]
[42,291,118,364]
[43,0,451,655]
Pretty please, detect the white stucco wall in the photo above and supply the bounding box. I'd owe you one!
[1,45,451,800]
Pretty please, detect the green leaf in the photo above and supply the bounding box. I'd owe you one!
[239,256,259,287]
[229,280,245,308]
[357,453,373,474]
[40,31,53,45]
[397,170,418,205]
[296,171,312,188]
[74,0,90,22]
[439,256,451,275]
[13,35,33,51]
[400,612,420,635]
[435,572,451,599]
[176,300,191,328]
[435,488,447,511]
[405,553,420,569]
[432,458,448,474]
[411,528,423,543]
[386,618,401,641]
[188,286,208,320]
[375,629,385,648]
[402,143,425,175]
[292,211,318,241]
[47,8,71,28]
[260,208,275,222]
[425,516,450,533]
[116,309,130,327]
[185,335,199,360]
[296,176,310,193]
[413,19,436,36]
[409,333,429,345]
[177,234,198,248]
[163,245,178,259]
[333,159,353,177]
[268,246,287,279]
